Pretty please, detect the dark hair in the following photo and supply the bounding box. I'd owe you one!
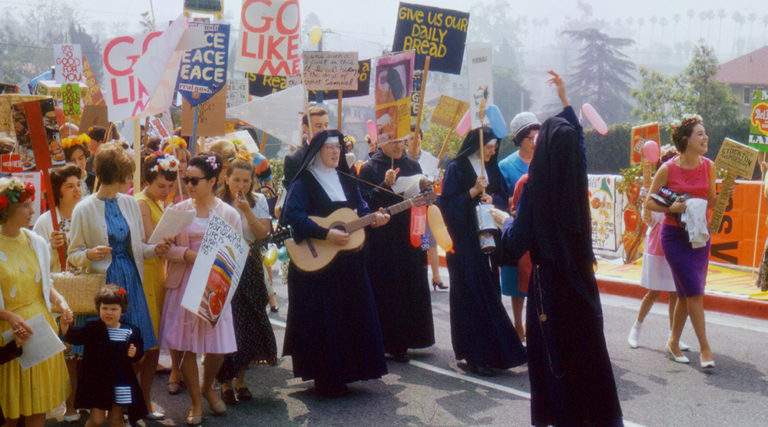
[88,125,107,143]
[94,142,134,184]
[302,105,328,127]
[50,164,82,203]
[63,143,90,163]
[94,284,129,313]
[217,159,256,208]
[385,69,405,100]
[145,136,161,152]
[671,117,703,153]
[142,153,179,184]
[513,124,541,146]
[409,124,424,138]
[188,152,222,184]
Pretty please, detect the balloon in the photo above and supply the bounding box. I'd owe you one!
[455,110,471,137]
[427,205,453,253]
[309,26,323,45]
[264,247,278,267]
[366,119,378,143]
[581,103,608,135]
[485,105,508,139]
[277,246,290,262]
[642,140,660,163]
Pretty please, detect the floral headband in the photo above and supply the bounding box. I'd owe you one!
[344,135,356,145]
[205,155,220,171]
[668,114,703,134]
[150,153,179,174]
[0,179,35,212]
[163,136,188,154]
[62,133,92,150]
[234,151,253,162]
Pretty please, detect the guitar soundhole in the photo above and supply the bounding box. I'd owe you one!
[330,222,347,233]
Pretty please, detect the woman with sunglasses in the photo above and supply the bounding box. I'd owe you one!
[159,153,241,424]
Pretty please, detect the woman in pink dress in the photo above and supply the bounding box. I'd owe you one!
[159,153,241,424]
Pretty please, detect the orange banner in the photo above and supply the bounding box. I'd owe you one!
[630,122,660,165]
[711,180,768,267]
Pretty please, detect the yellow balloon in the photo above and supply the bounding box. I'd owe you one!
[264,247,278,267]
[309,26,323,45]
[427,205,453,253]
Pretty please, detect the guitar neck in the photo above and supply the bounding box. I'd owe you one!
[346,198,416,232]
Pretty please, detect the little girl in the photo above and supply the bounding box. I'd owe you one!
[62,285,147,426]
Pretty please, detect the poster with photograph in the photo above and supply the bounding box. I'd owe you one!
[467,44,493,128]
[374,51,414,142]
[11,99,65,171]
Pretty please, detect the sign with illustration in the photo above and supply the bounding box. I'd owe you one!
[630,122,660,165]
[749,90,768,152]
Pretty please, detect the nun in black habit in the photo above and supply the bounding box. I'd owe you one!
[499,81,623,425]
[439,126,526,376]
[357,139,435,362]
[281,129,390,396]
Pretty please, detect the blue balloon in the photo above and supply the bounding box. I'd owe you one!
[485,105,508,139]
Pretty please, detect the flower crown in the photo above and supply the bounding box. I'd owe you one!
[668,114,703,135]
[205,155,220,171]
[150,153,179,174]
[344,135,356,145]
[62,133,92,150]
[234,151,253,162]
[0,179,35,212]
[163,136,188,154]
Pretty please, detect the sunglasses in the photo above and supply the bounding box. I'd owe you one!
[182,176,208,186]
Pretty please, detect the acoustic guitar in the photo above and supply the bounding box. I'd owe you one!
[285,192,437,272]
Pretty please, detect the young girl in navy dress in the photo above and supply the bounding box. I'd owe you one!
[62,285,147,426]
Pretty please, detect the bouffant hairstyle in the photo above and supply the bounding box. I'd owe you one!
[94,284,129,313]
[208,139,237,162]
[217,158,256,208]
[88,125,107,143]
[671,115,703,153]
[94,142,135,185]
[188,152,222,184]
[50,164,83,203]
[142,153,179,185]
[513,124,541,146]
[63,142,90,163]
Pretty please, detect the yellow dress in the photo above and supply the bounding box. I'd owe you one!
[135,192,166,340]
[0,231,69,419]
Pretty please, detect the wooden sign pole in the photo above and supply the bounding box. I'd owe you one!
[133,118,141,192]
[410,56,430,158]
[260,131,268,154]
[436,128,454,162]
[751,151,768,273]
[337,90,343,131]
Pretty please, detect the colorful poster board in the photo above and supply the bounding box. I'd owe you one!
[588,174,623,253]
[467,44,492,128]
[431,95,469,128]
[177,23,230,106]
[374,51,414,142]
[235,0,301,75]
[392,2,469,74]
[0,94,47,134]
[53,44,83,84]
[302,51,358,91]
[748,90,768,152]
[61,83,81,116]
[11,99,65,171]
[81,55,105,106]
[308,59,371,101]
[247,73,288,96]
[630,122,660,165]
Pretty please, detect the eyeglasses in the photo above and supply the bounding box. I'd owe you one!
[322,144,342,152]
[182,176,208,186]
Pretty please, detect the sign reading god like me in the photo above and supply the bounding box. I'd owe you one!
[235,0,301,76]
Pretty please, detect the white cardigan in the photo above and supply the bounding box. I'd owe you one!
[32,208,67,272]
[68,193,157,281]
[0,228,53,311]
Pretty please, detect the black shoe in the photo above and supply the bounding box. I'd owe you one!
[221,388,237,405]
[432,280,448,291]
[467,362,495,377]
[388,352,410,363]
[270,305,279,313]
[236,387,253,402]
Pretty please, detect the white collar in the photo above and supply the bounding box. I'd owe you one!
[469,152,484,178]
[308,151,347,202]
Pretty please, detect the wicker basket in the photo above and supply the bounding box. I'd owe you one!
[51,271,106,314]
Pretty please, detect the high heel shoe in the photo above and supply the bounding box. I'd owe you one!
[432,280,448,291]
[700,356,715,369]
[665,344,690,364]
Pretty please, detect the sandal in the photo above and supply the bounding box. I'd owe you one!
[221,388,237,405]
[167,380,184,395]
[185,410,203,426]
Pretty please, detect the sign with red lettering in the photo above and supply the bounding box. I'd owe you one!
[177,23,229,106]
[235,0,301,76]
[0,154,22,173]
[53,44,83,84]
[81,55,105,106]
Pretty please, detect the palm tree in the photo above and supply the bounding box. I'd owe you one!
[660,17,668,45]
[672,13,681,42]
[687,9,695,42]
[650,15,658,43]
[717,9,726,50]
[748,12,757,50]
[732,12,745,55]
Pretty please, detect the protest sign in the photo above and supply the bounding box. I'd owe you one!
[308,59,370,101]
[61,83,81,116]
[149,116,171,139]
[53,44,83,84]
[302,51,358,91]
[11,99,65,171]
[630,122,660,165]
[228,85,303,148]
[36,81,87,100]
[182,84,226,137]
[749,90,768,152]
[0,154,22,173]
[182,211,248,327]
[0,94,47,134]
[235,0,301,76]
[411,70,422,117]
[0,84,19,94]
[467,44,493,128]
[247,73,288,96]
[177,23,230,106]
[79,105,109,133]
[710,138,759,234]
[81,55,105,106]
[374,51,414,142]
[431,95,469,128]
[227,77,249,108]
[184,0,223,16]
[392,2,469,74]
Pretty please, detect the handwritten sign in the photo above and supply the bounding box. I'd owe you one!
[181,83,226,137]
[79,105,109,133]
[630,122,660,165]
[392,2,469,74]
[308,59,371,101]
[178,23,229,106]
[61,83,81,116]
[431,95,469,128]
[467,44,493,128]
[235,0,301,76]
[375,51,414,142]
[710,138,760,234]
[53,44,83,84]
[302,51,358,91]
[749,90,768,152]
[226,77,249,108]
[81,55,105,106]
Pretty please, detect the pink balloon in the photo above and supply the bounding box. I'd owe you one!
[581,103,608,135]
[366,119,378,143]
[456,110,471,137]
[642,140,660,163]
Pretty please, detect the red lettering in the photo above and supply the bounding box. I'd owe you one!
[240,32,257,58]
[104,36,137,76]
[141,31,163,55]
[242,0,273,32]
[110,78,128,104]
[276,0,300,35]
[129,75,135,102]
[266,36,284,60]
[258,60,290,75]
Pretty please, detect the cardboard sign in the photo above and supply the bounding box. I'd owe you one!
[235,0,301,75]
[630,122,660,165]
[79,105,109,133]
[226,77,249,108]
[61,83,81,116]
[308,59,371,102]
[0,94,48,134]
[748,90,768,152]
[184,0,223,14]
[302,51,358,91]
[181,211,248,327]
[178,23,230,106]
[53,44,83,84]
[467,44,493,128]
[715,138,759,178]
[588,174,623,252]
[375,51,414,142]
[1,153,22,173]
[81,55,105,106]
[12,99,65,171]
[710,179,768,267]
[431,95,469,128]
[181,84,226,137]
[392,2,469,74]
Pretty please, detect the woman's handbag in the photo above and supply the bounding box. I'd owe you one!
[51,270,106,315]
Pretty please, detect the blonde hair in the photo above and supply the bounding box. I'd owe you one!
[94,142,135,184]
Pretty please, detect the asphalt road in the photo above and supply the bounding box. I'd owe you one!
[46,266,768,426]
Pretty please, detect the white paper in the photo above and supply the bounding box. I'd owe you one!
[1,314,66,370]
[227,85,303,148]
[148,207,196,245]
[417,150,439,179]
[392,174,425,199]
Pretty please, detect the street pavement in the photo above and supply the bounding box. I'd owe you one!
[46,266,768,426]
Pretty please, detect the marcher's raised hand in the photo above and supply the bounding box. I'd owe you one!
[384,168,400,187]
[547,70,569,107]
[49,231,66,249]
[127,343,136,358]
[234,192,250,213]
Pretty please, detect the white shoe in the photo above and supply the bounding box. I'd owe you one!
[665,344,690,364]
[700,358,715,369]
[628,321,641,348]
[679,340,691,351]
